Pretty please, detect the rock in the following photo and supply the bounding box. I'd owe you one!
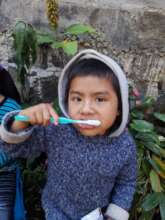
[27,66,61,104]
[153,92,165,135]
[154,92,165,113]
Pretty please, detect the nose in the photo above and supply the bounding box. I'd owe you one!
[80,100,94,114]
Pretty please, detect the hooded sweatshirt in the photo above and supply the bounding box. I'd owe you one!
[0,49,137,220]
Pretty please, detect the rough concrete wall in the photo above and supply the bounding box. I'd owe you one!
[0,0,47,30]
[59,0,165,97]
[0,0,165,102]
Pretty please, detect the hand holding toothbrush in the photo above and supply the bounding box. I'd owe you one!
[12,103,101,132]
[11,103,59,132]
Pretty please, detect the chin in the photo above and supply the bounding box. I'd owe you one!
[78,128,102,137]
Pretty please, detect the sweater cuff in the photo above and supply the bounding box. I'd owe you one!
[81,208,102,220]
[0,110,34,144]
[105,203,129,220]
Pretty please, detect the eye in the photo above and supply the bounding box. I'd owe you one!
[71,96,82,102]
[96,97,106,102]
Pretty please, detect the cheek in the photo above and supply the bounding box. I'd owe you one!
[68,103,73,116]
[101,106,119,125]
[101,117,113,128]
[68,102,77,117]
[67,100,72,115]
[102,102,118,116]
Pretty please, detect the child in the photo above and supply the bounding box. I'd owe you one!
[0,65,25,220]
[0,50,137,220]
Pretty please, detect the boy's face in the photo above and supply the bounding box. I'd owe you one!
[68,75,119,136]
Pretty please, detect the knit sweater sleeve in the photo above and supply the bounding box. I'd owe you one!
[0,110,52,159]
[105,133,137,220]
[0,98,22,168]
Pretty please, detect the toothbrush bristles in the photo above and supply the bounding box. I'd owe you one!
[83,120,101,126]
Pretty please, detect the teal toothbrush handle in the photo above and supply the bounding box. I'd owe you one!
[50,117,75,124]
[14,115,30,122]
[15,115,73,124]
[15,115,101,126]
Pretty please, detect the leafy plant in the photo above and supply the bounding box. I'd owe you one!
[11,20,96,102]
[129,88,165,220]
[11,0,96,102]
[36,23,96,55]
[12,21,37,86]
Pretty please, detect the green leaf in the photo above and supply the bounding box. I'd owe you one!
[149,158,165,179]
[37,33,55,45]
[152,155,165,177]
[23,24,37,66]
[145,142,165,158]
[51,41,63,49]
[140,209,155,220]
[12,21,38,86]
[141,96,155,108]
[52,98,61,115]
[13,26,26,64]
[26,24,37,64]
[136,132,160,144]
[141,193,160,211]
[154,112,165,122]
[131,109,144,120]
[149,169,162,192]
[159,194,165,220]
[14,21,26,31]
[62,41,78,55]
[64,24,96,35]
[130,120,154,132]
[142,160,151,176]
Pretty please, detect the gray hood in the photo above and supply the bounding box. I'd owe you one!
[58,49,129,137]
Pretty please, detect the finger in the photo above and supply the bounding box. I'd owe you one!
[28,106,43,125]
[36,103,50,126]
[47,104,59,125]
[35,110,44,125]
[43,108,51,126]
[19,109,34,125]
[29,110,39,125]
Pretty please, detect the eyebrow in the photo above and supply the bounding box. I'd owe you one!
[69,91,110,96]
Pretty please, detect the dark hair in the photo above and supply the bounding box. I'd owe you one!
[66,59,122,131]
[0,66,21,104]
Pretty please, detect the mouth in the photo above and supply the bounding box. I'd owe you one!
[72,118,101,129]
[76,123,97,129]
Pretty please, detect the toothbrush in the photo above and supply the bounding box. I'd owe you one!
[14,115,101,126]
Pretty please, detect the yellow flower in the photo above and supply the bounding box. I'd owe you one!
[46,0,59,29]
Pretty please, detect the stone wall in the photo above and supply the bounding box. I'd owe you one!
[0,0,165,103]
